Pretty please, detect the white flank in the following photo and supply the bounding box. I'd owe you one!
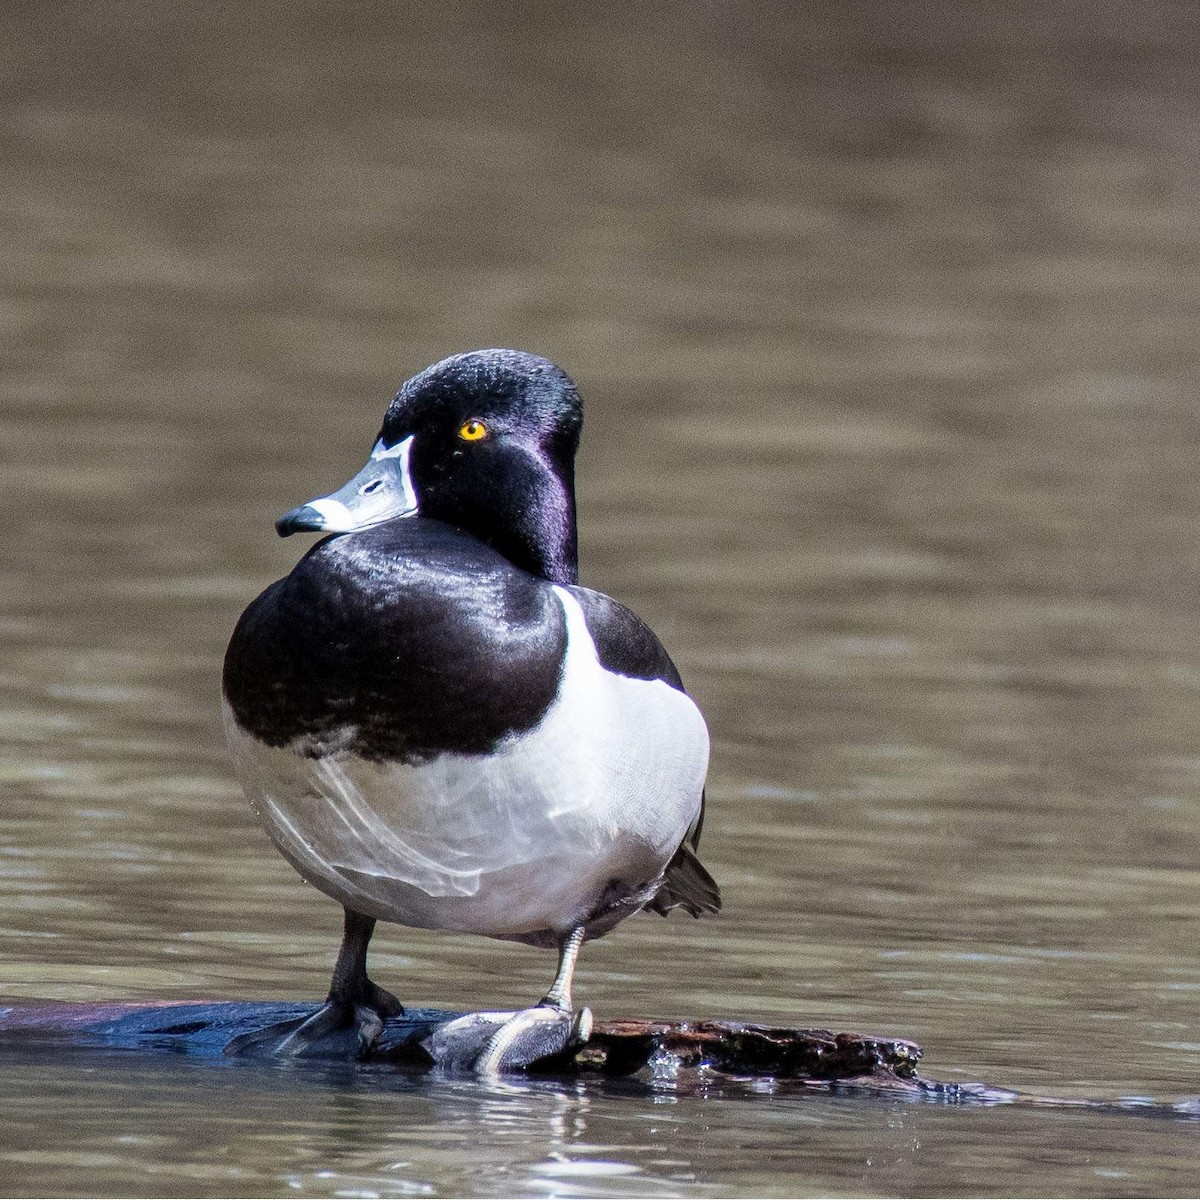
[224,588,709,939]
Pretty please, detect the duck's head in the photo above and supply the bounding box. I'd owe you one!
[276,349,584,583]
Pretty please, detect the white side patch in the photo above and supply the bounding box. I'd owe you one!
[223,588,709,939]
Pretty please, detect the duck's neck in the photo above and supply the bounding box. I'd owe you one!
[490,468,579,585]
[434,451,580,585]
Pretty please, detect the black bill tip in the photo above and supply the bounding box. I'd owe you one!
[275,504,326,538]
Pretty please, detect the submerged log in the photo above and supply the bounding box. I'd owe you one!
[0,999,927,1091]
[8,999,1200,1119]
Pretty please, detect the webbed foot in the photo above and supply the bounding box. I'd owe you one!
[224,908,404,1059]
[424,1004,593,1073]
[224,983,403,1059]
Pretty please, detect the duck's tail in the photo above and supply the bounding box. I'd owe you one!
[647,842,721,918]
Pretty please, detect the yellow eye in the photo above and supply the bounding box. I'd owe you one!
[458,419,488,442]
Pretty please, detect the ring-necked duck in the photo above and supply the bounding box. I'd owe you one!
[222,349,719,1067]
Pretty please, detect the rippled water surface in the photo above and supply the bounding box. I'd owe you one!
[5,1,1200,1194]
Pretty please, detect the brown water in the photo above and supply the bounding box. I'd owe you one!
[5,0,1200,1194]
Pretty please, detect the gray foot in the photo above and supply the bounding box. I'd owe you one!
[423,1005,593,1073]
[224,993,401,1059]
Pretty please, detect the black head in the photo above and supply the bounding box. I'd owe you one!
[275,349,584,584]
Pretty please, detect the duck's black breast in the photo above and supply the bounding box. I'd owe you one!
[222,519,567,763]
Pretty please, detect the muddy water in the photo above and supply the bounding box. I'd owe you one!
[4,0,1200,1194]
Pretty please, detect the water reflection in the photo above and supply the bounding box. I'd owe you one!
[3,1046,1200,1198]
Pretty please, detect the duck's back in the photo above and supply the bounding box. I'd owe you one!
[223,519,567,763]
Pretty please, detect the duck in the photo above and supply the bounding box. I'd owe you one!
[220,348,720,1068]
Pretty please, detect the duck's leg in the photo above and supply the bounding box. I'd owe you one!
[538,924,586,1010]
[225,908,404,1058]
[425,926,592,1072]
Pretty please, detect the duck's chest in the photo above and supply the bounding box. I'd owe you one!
[222,524,568,763]
[223,581,709,935]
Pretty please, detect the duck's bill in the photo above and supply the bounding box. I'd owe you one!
[275,436,419,537]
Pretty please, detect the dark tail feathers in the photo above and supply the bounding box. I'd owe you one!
[647,842,721,918]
